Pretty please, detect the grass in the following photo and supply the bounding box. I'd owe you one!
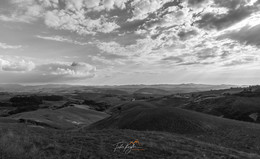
[0,124,64,159]
[9,106,109,129]
[183,96,260,122]
[88,106,260,156]
[0,122,259,159]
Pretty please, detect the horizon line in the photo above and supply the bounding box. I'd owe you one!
[0,83,252,87]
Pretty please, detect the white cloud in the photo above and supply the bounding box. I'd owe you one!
[1,0,123,35]
[128,0,171,21]
[102,0,128,10]
[0,55,96,79]
[83,0,101,9]
[61,0,128,11]
[44,10,120,35]
[0,0,44,23]
[223,56,257,66]
[36,62,96,78]
[36,35,91,45]
[0,57,35,72]
[0,57,96,83]
[0,42,22,49]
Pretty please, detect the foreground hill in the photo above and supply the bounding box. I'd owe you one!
[89,105,260,134]
[89,104,260,154]
[0,121,259,159]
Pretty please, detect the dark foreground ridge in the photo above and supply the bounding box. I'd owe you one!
[0,122,259,159]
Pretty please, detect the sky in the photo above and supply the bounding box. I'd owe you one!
[0,0,260,85]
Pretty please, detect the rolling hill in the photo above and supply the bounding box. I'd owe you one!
[88,103,260,155]
[134,88,171,95]
[182,95,260,123]
[89,106,260,134]
[9,105,109,129]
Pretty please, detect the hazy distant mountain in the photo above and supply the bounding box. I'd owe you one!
[134,88,171,95]
[0,83,239,94]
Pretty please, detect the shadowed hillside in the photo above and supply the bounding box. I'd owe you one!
[89,106,260,134]
[89,104,260,155]
[182,95,260,123]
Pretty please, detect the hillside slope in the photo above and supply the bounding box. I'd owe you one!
[182,96,260,123]
[89,105,260,154]
[0,122,259,159]
[9,106,109,129]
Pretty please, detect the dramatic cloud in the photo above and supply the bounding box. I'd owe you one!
[0,57,35,72]
[0,0,128,34]
[0,55,96,83]
[0,0,260,84]
[220,24,260,46]
[0,0,44,23]
[35,62,96,78]
[178,30,198,41]
[129,0,172,21]
[195,0,260,30]
[187,0,208,7]
[44,10,120,35]
[62,0,128,11]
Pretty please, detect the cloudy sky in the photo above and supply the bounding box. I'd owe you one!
[0,0,260,85]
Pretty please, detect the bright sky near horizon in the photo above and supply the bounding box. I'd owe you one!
[0,0,260,85]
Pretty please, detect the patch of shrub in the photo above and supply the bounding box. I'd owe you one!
[10,95,43,106]
[83,100,110,111]
[40,95,63,101]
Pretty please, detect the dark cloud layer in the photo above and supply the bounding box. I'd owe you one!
[178,30,197,40]
[196,6,256,30]
[187,0,207,7]
[221,25,260,46]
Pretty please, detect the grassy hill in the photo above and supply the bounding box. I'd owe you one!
[182,96,260,123]
[0,122,259,159]
[9,106,109,129]
[89,104,260,155]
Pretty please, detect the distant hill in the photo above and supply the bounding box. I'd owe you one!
[182,95,260,123]
[0,83,239,94]
[99,89,129,95]
[134,88,171,95]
